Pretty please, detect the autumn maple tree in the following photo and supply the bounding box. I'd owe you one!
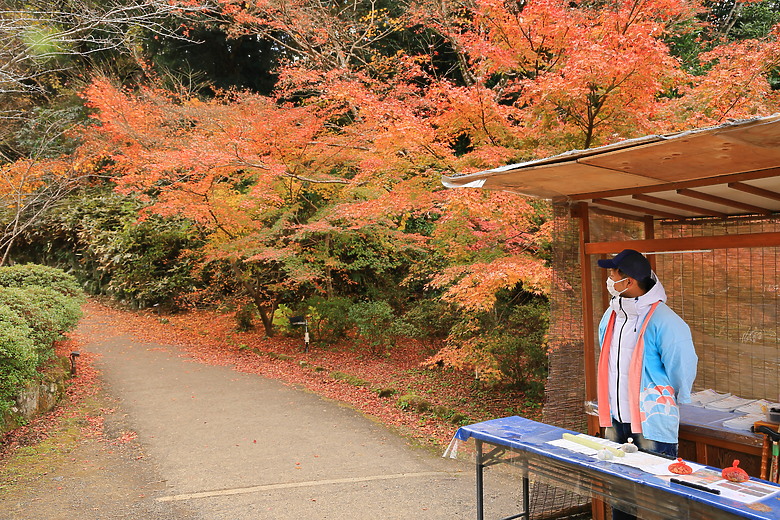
[8,0,780,383]
[0,156,89,266]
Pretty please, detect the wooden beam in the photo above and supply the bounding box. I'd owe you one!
[676,188,773,215]
[593,198,684,219]
[589,206,648,222]
[728,181,780,202]
[632,193,728,218]
[558,167,780,202]
[583,231,780,255]
[576,202,600,437]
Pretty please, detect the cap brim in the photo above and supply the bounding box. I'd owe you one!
[597,258,619,269]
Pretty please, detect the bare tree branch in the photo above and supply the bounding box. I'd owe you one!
[0,0,208,96]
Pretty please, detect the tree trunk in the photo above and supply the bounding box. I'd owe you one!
[254,297,277,337]
[325,233,334,298]
[0,237,13,267]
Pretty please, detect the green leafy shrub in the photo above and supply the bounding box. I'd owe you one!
[0,304,38,418]
[270,304,302,337]
[304,296,352,342]
[403,298,459,353]
[100,215,202,309]
[347,300,415,355]
[0,265,84,422]
[0,264,83,300]
[0,286,82,359]
[15,188,203,310]
[234,302,257,332]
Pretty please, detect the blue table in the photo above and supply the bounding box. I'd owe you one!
[453,416,780,520]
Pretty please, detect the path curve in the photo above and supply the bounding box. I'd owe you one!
[2,306,523,519]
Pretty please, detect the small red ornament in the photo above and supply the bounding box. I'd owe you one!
[722,460,749,483]
[669,457,693,475]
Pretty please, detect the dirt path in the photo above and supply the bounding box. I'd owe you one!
[0,305,523,519]
[0,388,197,520]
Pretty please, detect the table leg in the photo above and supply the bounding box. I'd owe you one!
[476,439,484,520]
[495,476,530,519]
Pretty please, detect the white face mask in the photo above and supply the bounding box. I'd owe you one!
[606,277,628,298]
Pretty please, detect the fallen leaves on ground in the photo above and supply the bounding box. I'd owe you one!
[0,337,105,462]
[73,299,542,448]
[1,298,542,462]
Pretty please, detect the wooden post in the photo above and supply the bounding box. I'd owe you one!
[644,216,656,271]
[574,202,598,435]
[574,202,606,520]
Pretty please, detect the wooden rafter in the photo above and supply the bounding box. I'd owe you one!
[559,167,780,203]
[592,198,684,219]
[728,182,780,202]
[588,206,648,222]
[676,188,773,215]
[632,194,727,218]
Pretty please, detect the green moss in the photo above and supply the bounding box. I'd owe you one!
[450,413,470,425]
[377,387,397,398]
[266,351,292,361]
[330,371,370,387]
[397,394,431,413]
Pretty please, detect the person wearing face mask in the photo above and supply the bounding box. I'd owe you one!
[597,249,698,520]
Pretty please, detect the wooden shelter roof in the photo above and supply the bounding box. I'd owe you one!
[442,114,780,221]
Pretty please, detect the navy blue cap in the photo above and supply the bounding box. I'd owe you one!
[597,249,651,281]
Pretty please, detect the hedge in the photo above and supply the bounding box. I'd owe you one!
[0,263,83,300]
[0,286,82,358]
[0,304,39,417]
[0,264,84,420]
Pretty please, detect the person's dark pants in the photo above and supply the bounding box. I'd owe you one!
[605,420,677,520]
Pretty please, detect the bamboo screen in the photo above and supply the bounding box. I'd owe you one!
[544,203,588,432]
[544,204,780,433]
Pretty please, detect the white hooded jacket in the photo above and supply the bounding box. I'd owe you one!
[606,273,667,424]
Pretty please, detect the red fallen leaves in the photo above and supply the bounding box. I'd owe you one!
[0,338,104,461]
[76,299,540,447]
[112,431,138,445]
[2,298,539,458]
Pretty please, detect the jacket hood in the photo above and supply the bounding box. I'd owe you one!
[609,271,667,317]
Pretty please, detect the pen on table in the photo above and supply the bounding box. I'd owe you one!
[670,478,721,495]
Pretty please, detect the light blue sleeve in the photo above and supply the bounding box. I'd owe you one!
[648,306,698,404]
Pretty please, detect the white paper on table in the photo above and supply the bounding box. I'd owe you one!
[547,437,706,475]
[548,437,602,456]
[722,413,764,431]
[735,399,780,415]
[704,395,757,412]
[626,456,707,476]
[689,389,732,407]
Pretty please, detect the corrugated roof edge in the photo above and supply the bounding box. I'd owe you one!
[441,114,780,188]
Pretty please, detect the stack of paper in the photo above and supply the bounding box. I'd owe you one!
[705,395,757,412]
[689,389,732,407]
[722,414,763,431]
[735,399,780,415]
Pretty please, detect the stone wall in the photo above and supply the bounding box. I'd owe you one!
[1,358,70,434]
